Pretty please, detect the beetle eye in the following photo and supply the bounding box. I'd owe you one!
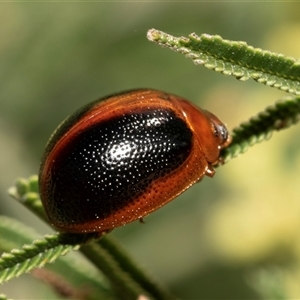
[212,123,228,145]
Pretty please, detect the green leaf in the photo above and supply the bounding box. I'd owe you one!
[0,233,78,284]
[147,29,300,95]
[219,96,300,164]
[8,175,46,220]
[0,216,112,299]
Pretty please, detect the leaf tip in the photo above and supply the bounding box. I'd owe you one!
[146,28,160,42]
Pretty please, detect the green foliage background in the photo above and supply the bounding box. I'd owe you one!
[1,2,300,299]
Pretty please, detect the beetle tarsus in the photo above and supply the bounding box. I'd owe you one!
[205,166,215,177]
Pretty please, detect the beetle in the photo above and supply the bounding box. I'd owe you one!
[39,89,230,233]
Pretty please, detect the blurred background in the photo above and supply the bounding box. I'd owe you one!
[1,2,300,299]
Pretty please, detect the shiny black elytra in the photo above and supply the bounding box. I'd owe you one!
[39,89,230,233]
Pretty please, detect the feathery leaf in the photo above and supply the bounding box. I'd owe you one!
[219,96,300,163]
[147,29,300,95]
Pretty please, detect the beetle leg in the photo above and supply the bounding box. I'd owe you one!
[205,165,215,177]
